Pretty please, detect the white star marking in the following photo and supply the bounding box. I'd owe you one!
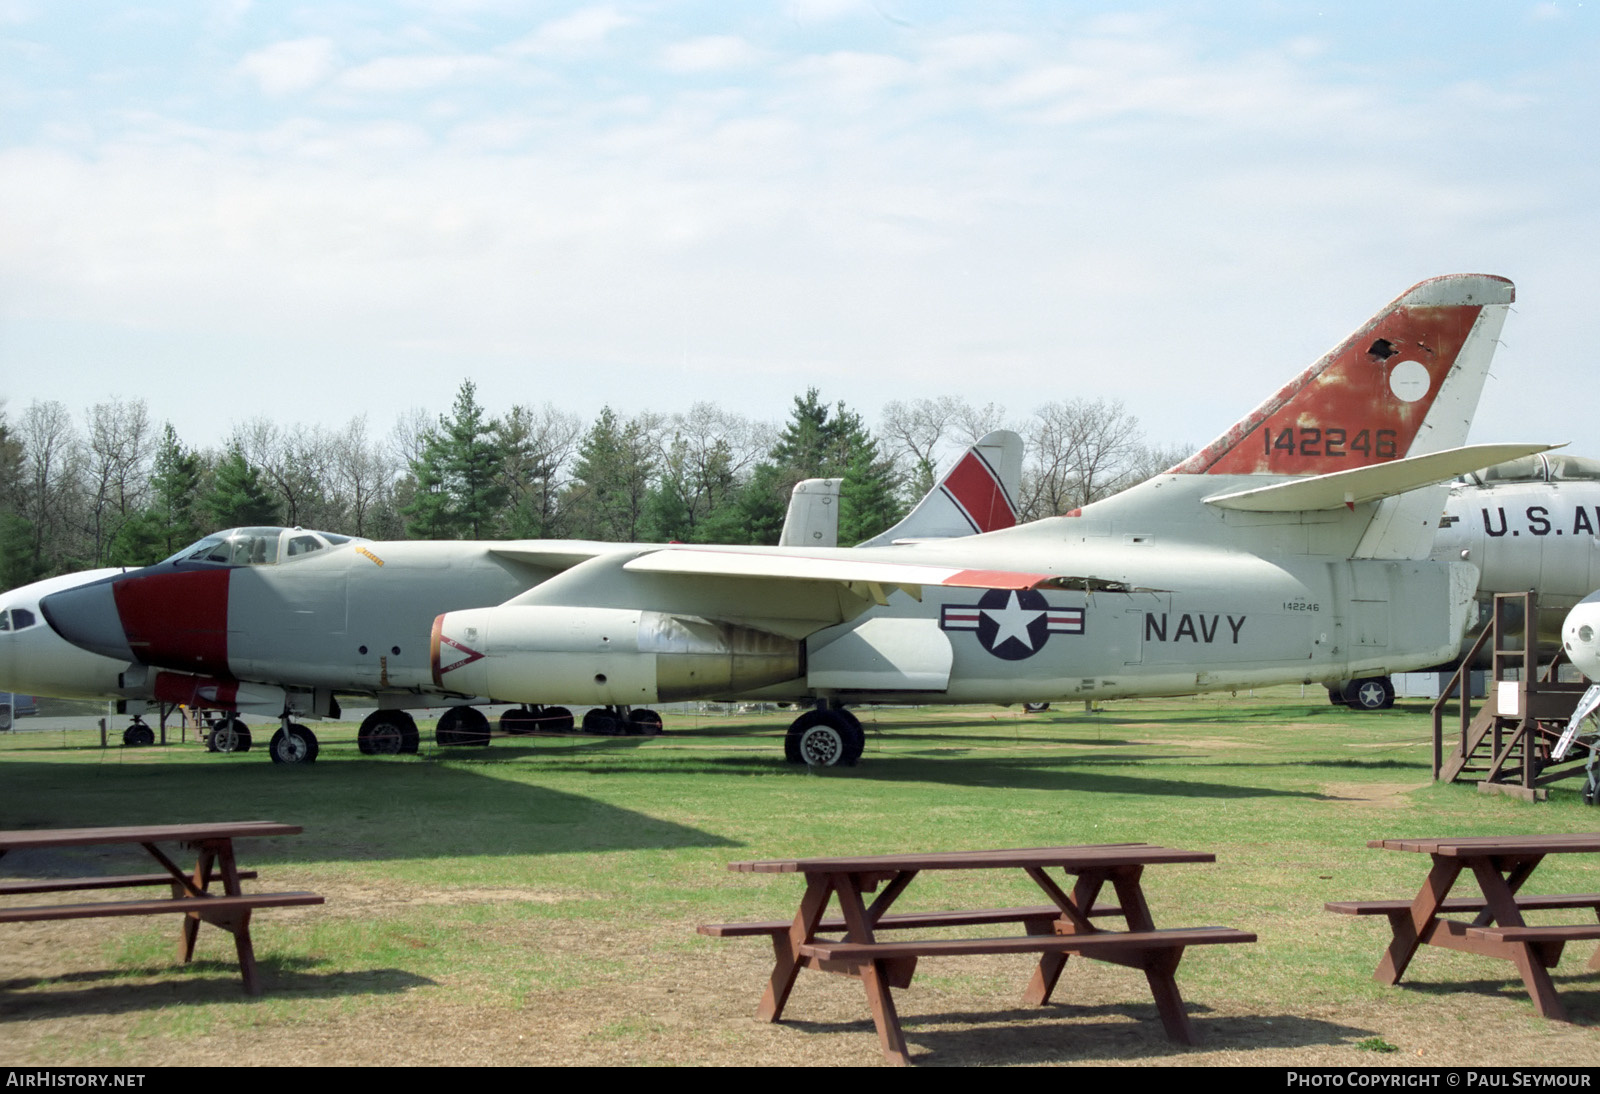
[982,591,1044,650]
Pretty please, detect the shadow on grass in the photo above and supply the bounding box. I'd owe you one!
[484,751,1330,800]
[1394,974,1600,1024]
[786,1003,1375,1064]
[0,758,738,865]
[0,956,433,1021]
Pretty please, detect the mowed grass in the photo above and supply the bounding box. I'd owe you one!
[1,689,1597,1066]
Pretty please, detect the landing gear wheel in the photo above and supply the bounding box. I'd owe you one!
[359,710,417,755]
[1327,687,1349,707]
[581,707,623,735]
[542,706,574,733]
[1023,702,1051,713]
[122,723,155,747]
[785,710,864,767]
[436,706,490,746]
[268,723,318,764]
[211,718,252,753]
[626,708,664,736]
[500,707,543,735]
[1343,677,1395,711]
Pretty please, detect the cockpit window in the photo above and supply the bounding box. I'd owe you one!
[0,608,36,632]
[1547,455,1600,482]
[161,527,367,566]
[1461,454,1600,487]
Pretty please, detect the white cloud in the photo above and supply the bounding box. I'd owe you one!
[508,5,632,56]
[659,35,763,74]
[341,53,504,93]
[235,37,338,97]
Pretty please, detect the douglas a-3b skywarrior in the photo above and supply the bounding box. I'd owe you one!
[4,274,1550,766]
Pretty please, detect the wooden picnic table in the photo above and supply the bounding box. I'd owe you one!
[0,821,323,994]
[700,843,1254,1065]
[1328,834,1600,1021]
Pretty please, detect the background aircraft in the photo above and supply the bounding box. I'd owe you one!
[1,433,1024,761]
[428,274,1543,763]
[1329,450,1598,710]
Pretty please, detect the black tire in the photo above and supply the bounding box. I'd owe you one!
[581,707,622,735]
[626,708,664,736]
[541,706,575,733]
[268,723,318,764]
[123,723,155,747]
[212,718,252,753]
[785,710,863,767]
[1023,702,1051,713]
[437,706,490,746]
[1343,677,1395,711]
[1328,687,1349,707]
[500,707,542,735]
[359,710,416,755]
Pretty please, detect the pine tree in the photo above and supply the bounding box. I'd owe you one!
[204,447,281,529]
[401,380,507,539]
[733,389,903,545]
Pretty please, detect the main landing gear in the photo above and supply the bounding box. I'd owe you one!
[498,706,575,734]
[1328,676,1396,711]
[268,717,319,764]
[785,705,864,767]
[357,709,420,755]
[121,718,155,747]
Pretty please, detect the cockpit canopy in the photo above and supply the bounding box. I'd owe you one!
[163,527,365,567]
[1460,453,1600,487]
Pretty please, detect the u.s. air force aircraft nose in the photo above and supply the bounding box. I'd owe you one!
[1562,592,1600,683]
[0,570,135,701]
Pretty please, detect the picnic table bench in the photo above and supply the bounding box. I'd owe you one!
[0,821,323,995]
[1329,834,1600,1021]
[700,844,1254,1065]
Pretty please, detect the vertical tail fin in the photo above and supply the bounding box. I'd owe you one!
[1171,274,1514,476]
[857,430,1023,547]
[779,478,843,548]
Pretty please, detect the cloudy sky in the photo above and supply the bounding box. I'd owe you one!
[2,1,1595,456]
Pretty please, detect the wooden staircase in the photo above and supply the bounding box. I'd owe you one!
[1432,591,1592,801]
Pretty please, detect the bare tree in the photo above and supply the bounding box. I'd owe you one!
[15,400,84,571]
[234,418,335,529]
[331,415,396,537]
[1017,398,1145,520]
[83,397,152,565]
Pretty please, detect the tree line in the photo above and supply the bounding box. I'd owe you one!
[0,383,1187,589]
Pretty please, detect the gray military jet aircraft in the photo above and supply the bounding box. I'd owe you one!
[425,274,1545,763]
[3,432,1025,762]
[5,274,1553,765]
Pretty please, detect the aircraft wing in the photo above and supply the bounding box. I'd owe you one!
[1202,443,1563,512]
[485,540,639,570]
[621,547,1053,606]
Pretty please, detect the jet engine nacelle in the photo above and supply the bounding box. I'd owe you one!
[1562,591,1600,682]
[431,606,803,706]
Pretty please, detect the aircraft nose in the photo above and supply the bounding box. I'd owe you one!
[1562,592,1600,683]
[39,578,136,662]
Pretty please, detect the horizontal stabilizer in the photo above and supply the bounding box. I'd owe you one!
[1203,443,1563,512]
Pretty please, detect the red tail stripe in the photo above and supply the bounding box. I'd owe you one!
[941,452,1018,533]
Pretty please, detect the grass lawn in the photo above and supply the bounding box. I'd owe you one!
[2,688,1597,1066]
